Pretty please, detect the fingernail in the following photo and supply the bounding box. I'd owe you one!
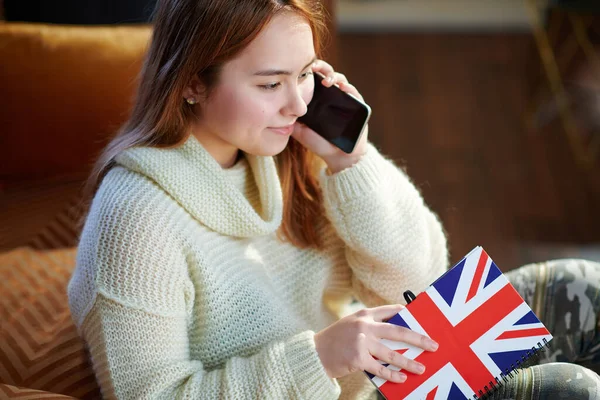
[416,363,425,374]
[397,373,407,383]
[428,340,439,351]
[326,76,333,83]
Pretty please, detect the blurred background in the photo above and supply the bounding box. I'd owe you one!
[332,0,600,270]
[1,0,599,271]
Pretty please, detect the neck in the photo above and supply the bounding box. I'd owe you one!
[190,127,239,169]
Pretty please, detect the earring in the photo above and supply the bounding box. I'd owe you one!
[186,98,196,105]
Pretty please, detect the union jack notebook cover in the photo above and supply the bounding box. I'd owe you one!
[368,246,553,400]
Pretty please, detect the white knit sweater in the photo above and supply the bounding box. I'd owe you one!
[67,135,448,399]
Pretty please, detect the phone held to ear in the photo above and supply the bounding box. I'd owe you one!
[298,72,372,154]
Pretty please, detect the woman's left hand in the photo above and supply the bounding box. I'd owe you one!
[292,59,369,174]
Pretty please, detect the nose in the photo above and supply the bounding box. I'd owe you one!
[282,85,308,118]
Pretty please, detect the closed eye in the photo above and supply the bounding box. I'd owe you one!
[259,82,281,91]
[300,71,313,80]
[258,70,313,91]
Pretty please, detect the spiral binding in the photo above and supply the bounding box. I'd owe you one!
[473,338,552,400]
[401,291,550,400]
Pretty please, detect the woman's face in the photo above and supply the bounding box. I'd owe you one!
[191,11,316,167]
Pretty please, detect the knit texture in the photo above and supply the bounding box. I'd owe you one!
[67,135,448,399]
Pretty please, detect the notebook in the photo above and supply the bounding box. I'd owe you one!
[367,246,553,400]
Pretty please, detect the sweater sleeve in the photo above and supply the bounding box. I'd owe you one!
[80,295,339,400]
[319,143,449,306]
[68,169,340,400]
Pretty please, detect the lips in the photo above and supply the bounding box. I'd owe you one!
[269,124,294,136]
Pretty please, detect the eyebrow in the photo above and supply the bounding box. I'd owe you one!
[253,56,318,76]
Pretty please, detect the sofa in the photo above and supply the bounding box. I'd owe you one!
[0,22,152,399]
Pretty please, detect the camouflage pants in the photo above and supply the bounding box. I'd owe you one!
[489,258,600,400]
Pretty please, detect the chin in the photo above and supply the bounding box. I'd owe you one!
[246,137,291,157]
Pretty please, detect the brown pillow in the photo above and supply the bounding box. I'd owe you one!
[0,247,100,399]
[0,383,78,399]
[0,23,152,183]
[0,177,84,252]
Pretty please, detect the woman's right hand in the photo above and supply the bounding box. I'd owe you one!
[314,304,439,383]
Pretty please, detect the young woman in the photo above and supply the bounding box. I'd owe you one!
[67,0,600,398]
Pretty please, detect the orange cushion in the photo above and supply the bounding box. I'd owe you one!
[0,23,152,183]
[0,383,78,399]
[0,177,83,252]
[0,247,100,399]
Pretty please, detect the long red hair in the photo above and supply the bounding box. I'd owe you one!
[82,0,329,248]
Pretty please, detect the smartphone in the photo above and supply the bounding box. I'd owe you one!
[298,72,372,154]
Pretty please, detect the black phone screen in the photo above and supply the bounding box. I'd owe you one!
[298,73,371,153]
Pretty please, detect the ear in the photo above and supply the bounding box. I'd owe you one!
[182,74,206,104]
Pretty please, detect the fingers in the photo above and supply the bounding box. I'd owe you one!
[312,59,366,106]
[363,356,407,383]
[374,323,439,352]
[312,60,359,91]
[338,81,363,101]
[331,72,348,85]
[312,59,335,82]
[369,304,406,322]
[369,339,426,376]
[319,72,347,88]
